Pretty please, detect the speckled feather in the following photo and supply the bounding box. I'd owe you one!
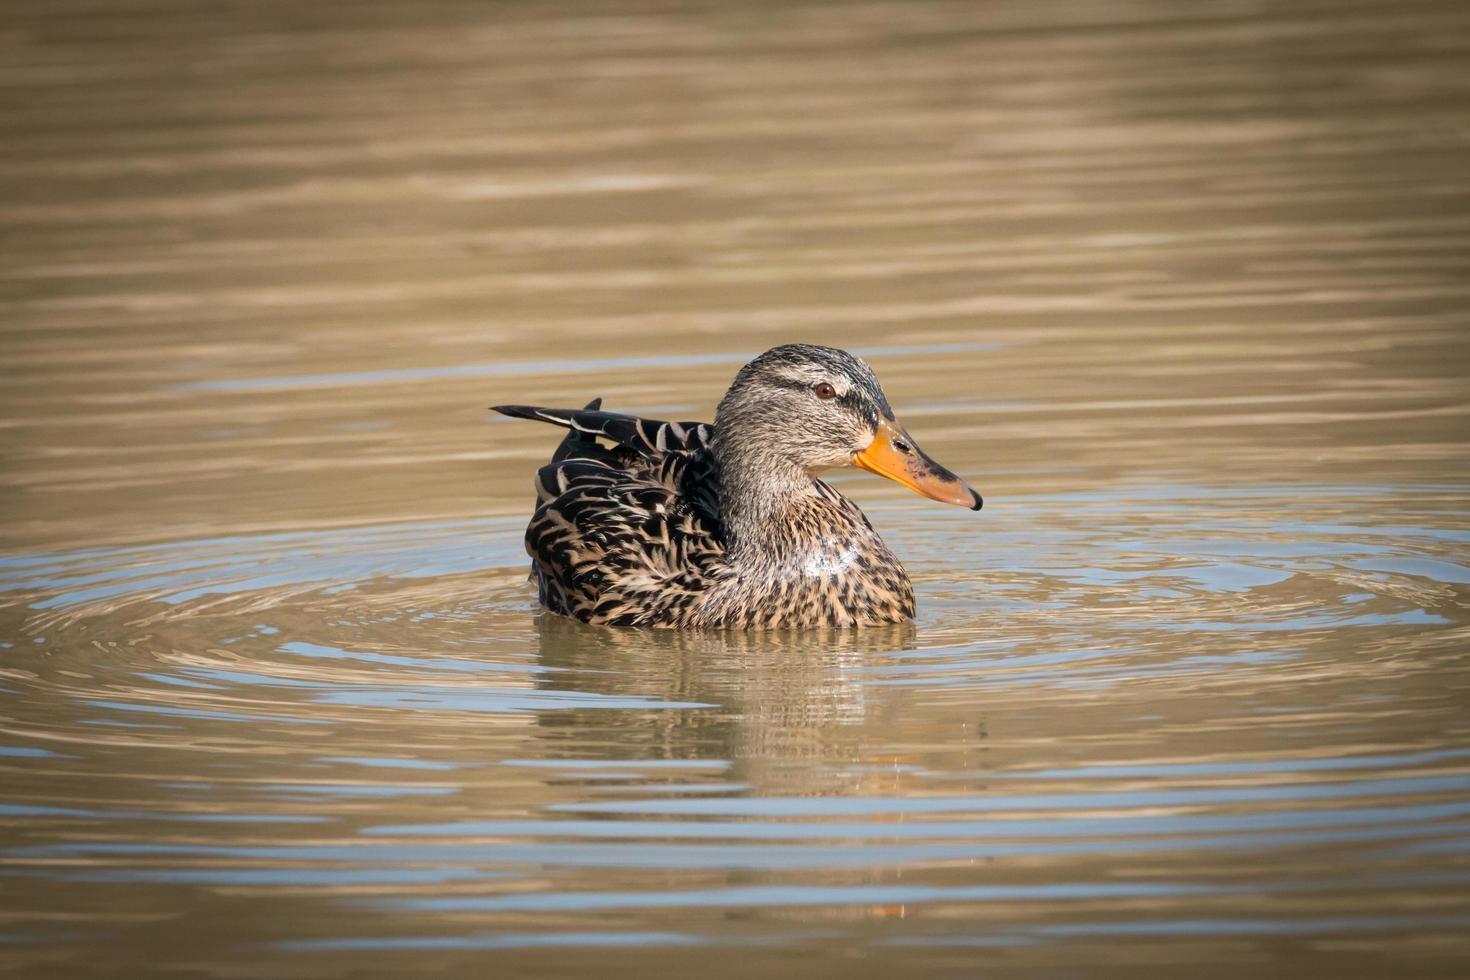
[493,400,914,629]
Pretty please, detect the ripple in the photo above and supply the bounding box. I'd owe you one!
[280,931,698,952]
[3,0,1470,970]
[175,342,1002,393]
[546,775,1470,817]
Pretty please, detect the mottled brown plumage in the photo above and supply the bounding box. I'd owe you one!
[493,344,981,629]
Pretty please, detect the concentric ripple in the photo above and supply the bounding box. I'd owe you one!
[2,481,1468,973]
[3,0,1470,975]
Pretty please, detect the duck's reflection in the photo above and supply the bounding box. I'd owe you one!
[531,616,917,778]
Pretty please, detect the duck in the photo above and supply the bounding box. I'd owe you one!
[493,343,981,629]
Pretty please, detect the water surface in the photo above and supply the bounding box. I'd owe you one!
[2,0,1469,977]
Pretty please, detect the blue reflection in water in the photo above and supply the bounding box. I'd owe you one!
[399,881,1266,914]
[280,931,698,952]
[362,800,1470,841]
[547,774,1470,816]
[21,819,1469,871]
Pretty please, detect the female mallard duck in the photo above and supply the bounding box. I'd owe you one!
[493,344,981,629]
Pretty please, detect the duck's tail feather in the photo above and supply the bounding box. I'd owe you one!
[490,401,713,457]
[550,398,604,463]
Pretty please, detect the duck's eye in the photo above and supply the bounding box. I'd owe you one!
[814,382,836,400]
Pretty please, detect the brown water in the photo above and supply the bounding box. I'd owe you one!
[3,0,1470,976]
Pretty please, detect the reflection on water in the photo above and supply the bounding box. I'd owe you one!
[2,0,1470,976]
[3,483,1468,974]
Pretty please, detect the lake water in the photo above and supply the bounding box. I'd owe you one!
[2,0,1469,976]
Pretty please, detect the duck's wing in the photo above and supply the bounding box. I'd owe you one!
[494,401,727,626]
[524,453,728,626]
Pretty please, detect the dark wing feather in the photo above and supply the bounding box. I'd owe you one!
[492,403,713,458]
[495,400,727,626]
[524,453,728,626]
[549,398,606,464]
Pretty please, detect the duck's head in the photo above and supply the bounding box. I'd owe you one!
[714,344,982,510]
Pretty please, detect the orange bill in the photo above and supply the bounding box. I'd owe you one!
[852,417,982,510]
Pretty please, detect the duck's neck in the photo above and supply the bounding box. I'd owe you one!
[713,439,819,567]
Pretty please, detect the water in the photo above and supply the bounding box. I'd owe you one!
[2,0,1470,976]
